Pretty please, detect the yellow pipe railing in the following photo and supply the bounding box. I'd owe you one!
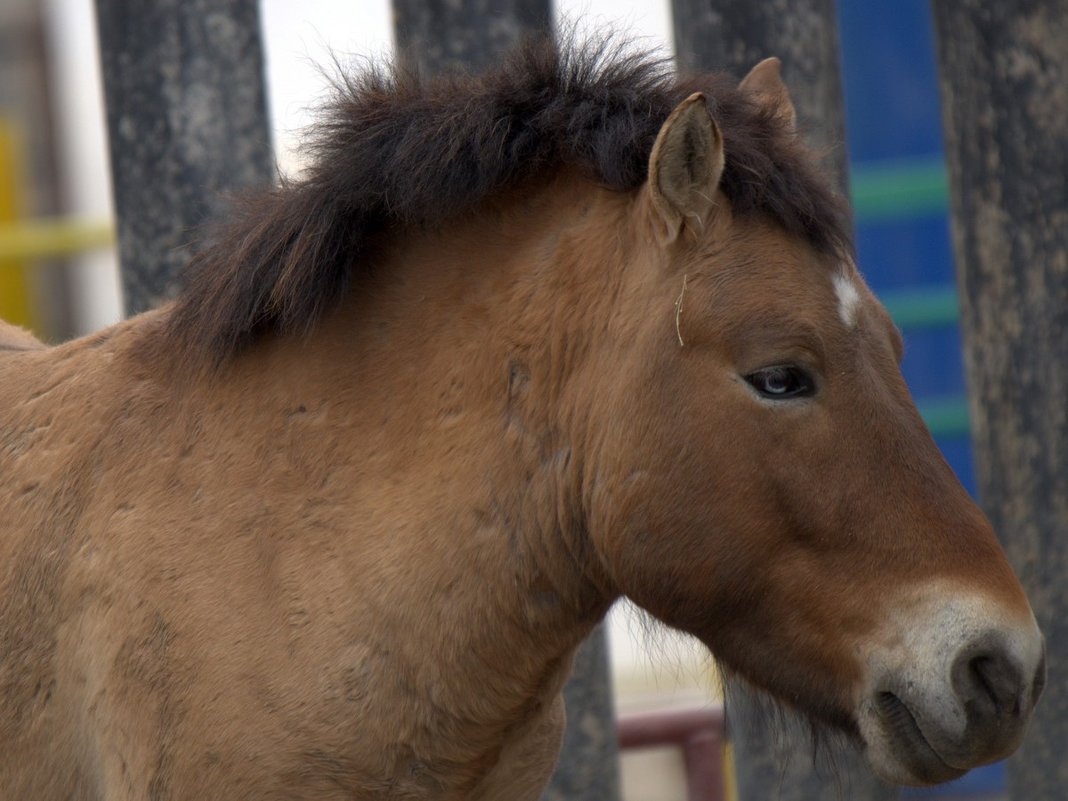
[0,218,115,262]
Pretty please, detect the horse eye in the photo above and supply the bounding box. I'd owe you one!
[744,365,815,400]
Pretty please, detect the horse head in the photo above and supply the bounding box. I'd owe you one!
[579,60,1044,785]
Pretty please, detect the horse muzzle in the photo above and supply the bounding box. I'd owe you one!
[857,593,1045,786]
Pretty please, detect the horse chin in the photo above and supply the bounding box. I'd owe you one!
[854,688,985,786]
[722,675,866,762]
[725,679,964,787]
[857,694,971,787]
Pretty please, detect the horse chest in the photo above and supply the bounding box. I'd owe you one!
[284,666,566,800]
[203,685,566,800]
[107,615,570,801]
[465,694,566,801]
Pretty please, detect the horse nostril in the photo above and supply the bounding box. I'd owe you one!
[975,656,1017,714]
[952,647,1024,719]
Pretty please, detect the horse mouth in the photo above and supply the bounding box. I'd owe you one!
[875,691,967,785]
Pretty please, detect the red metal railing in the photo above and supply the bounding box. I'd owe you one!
[618,706,726,801]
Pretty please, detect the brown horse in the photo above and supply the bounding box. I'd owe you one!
[0,41,1044,799]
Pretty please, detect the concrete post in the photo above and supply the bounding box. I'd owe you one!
[94,0,273,315]
[392,0,551,78]
[932,2,1068,799]
[540,624,622,801]
[671,2,896,799]
[671,0,850,192]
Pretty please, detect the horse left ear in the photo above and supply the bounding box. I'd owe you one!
[647,92,724,245]
[739,57,797,130]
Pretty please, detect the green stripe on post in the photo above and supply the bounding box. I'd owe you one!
[848,158,968,439]
[918,397,971,438]
[880,286,960,328]
[850,158,949,220]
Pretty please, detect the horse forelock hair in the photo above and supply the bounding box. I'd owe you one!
[162,34,853,364]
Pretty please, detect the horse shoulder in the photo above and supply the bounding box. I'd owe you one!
[0,316,165,799]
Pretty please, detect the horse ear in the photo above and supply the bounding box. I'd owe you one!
[647,92,725,245]
[739,57,797,130]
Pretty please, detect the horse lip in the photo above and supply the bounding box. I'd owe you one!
[875,691,968,785]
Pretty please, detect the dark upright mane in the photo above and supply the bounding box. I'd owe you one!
[164,36,852,361]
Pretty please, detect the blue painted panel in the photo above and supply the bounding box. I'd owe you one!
[838,0,945,161]
[903,762,1005,798]
[856,215,956,293]
[900,327,967,399]
[934,434,977,498]
[837,1,1000,796]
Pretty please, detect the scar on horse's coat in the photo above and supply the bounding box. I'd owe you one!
[674,274,688,347]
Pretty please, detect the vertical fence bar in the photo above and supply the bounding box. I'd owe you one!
[392,0,552,78]
[932,2,1068,799]
[671,0,850,193]
[94,0,273,315]
[541,623,621,801]
[389,5,621,799]
[670,3,898,800]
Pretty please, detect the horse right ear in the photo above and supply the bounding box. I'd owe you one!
[647,92,725,245]
[739,57,797,130]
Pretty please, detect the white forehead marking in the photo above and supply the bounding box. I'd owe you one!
[833,270,862,328]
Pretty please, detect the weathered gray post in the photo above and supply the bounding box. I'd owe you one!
[932,2,1068,799]
[391,4,621,799]
[671,0,850,190]
[671,2,897,800]
[392,0,551,77]
[94,0,273,314]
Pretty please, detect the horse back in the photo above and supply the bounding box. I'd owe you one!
[0,320,45,352]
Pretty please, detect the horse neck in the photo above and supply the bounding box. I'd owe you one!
[198,174,629,709]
